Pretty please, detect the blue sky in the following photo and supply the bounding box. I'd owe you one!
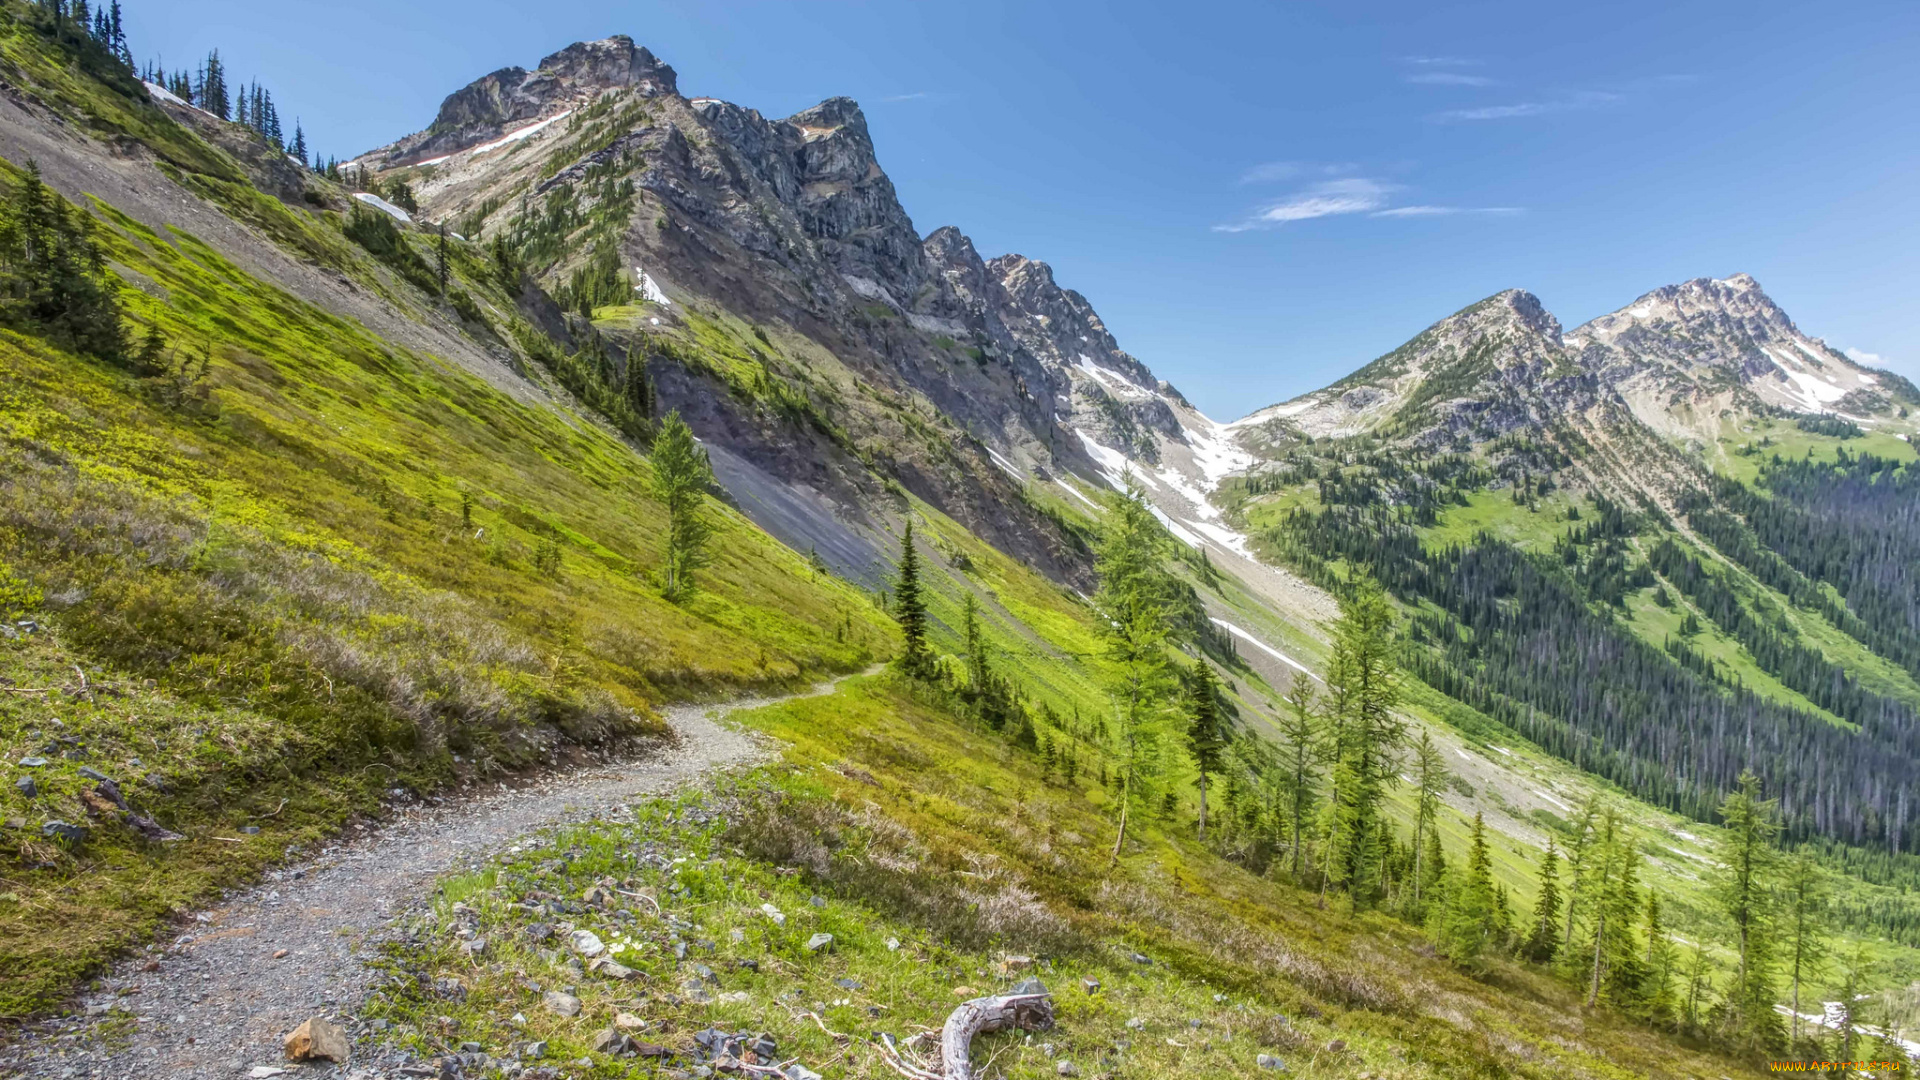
[130,0,1918,419]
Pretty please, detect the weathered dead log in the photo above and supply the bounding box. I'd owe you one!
[940,985,1053,1080]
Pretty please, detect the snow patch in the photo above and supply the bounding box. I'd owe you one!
[1189,519,1253,558]
[1455,748,1476,763]
[1054,476,1104,512]
[1208,618,1316,678]
[413,153,452,167]
[470,110,573,156]
[351,192,412,224]
[1531,788,1573,813]
[1076,355,1154,399]
[1149,506,1205,549]
[984,446,1024,480]
[634,269,672,305]
[1182,416,1256,488]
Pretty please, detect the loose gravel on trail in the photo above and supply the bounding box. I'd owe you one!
[0,677,852,1079]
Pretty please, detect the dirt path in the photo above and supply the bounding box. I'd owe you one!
[1,672,864,1079]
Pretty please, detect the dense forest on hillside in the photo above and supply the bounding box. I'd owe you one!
[1258,473,1920,857]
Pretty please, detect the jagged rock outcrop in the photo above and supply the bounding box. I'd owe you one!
[370,37,678,166]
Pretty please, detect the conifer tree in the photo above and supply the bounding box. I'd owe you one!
[647,410,712,603]
[1644,892,1677,1026]
[289,122,308,168]
[1095,478,1179,868]
[1781,849,1829,1048]
[1526,838,1563,963]
[891,520,931,677]
[436,224,449,294]
[1436,810,1496,966]
[1714,770,1786,1051]
[1184,660,1226,840]
[1409,730,1447,913]
[1276,670,1327,879]
[198,49,229,120]
[1561,797,1601,959]
[1322,574,1405,906]
[0,160,126,360]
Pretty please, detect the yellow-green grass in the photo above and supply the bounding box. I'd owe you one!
[366,673,1764,1079]
[0,192,893,1010]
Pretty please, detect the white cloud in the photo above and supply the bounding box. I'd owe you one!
[879,91,931,103]
[1845,346,1888,367]
[1238,160,1357,185]
[1215,178,1397,232]
[1404,55,1479,66]
[1370,205,1522,218]
[1405,72,1497,86]
[1432,90,1621,122]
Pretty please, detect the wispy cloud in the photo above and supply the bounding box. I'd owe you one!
[1845,346,1888,367]
[1405,72,1497,87]
[1431,90,1620,122]
[1237,161,1357,185]
[1370,205,1522,218]
[879,91,931,103]
[1215,178,1397,232]
[1404,55,1479,66]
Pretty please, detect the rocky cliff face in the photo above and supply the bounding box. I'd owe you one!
[350,37,1270,586]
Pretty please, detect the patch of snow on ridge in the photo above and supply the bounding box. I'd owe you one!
[1149,506,1205,549]
[636,270,672,305]
[1075,429,1137,491]
[1055,477,1104,512]
[352,192,412,224]
[1209,618,1316,678]
[143,80,194,109]
[1076,355,1153,399]
[470,110,574,156]
[1183,416,1256,488]
[1190,519,1252,557]
[984,447,1024,480]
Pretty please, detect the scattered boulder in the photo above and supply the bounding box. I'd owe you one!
[804,932,833,953]
[14,776,35,799]
[591,1028,634,1056]
[1256,1053,1285,1070]
[760,903,786,927]
[1056,1063,1080,1077]
[1326,1039,1347,1053]
[40,820,86,843]
[570,929,606,957]
[543,990,582,1017]
[589,957,636,980]
[613,1011,648,1030]
[1081,977,1101,994]
[282,1016,349,1062]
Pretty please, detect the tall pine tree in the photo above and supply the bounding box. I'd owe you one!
[891,520,931,677]
[647,410,713,602]
[1184,661,1227,841]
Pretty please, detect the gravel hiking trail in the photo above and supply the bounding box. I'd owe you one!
[1,671,867,1079]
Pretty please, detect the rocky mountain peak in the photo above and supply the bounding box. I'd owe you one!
[1472,288,1563,343]
[394,37,676,164]
[1572,273,1796,350]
